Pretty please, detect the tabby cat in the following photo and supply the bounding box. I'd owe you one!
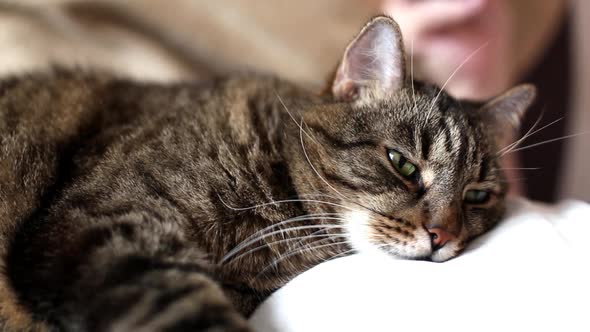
[0,16,534,331]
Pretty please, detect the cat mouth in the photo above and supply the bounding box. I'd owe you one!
[343,209,463,262]
[379,241,460,263]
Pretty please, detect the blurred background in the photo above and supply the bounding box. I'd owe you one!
[0,0,588,203]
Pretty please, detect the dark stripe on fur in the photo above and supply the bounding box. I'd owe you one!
[479,155,490,182]
[307,125,376,150]
[456,123,469,171]
[440,118,454,153]
[421,128,431,160]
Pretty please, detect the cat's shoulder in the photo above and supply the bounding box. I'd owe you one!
[0,67,112,88]
[0,67,300,90]
[0,68,133,106]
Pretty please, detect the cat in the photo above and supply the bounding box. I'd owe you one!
[0,16,534,332]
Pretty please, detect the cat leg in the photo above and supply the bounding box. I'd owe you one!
[71,257,250,332]
[15,217,250,332]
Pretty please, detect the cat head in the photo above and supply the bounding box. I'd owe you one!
[297,16,535,262]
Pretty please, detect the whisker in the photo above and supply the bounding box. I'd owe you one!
[218,192,379,232]
[297,166,389,218]
[410,38,417,112]
[275,91,319,145]
[274,94,365,205]
[507,131,590,154]
[500,115,565,156]
[217,195,355,213]
[278,92,357,205]
[223,212,340,254]
[305,242,364,273]
[221,213,341,261]
[425,41,490,122]
[374,243,392,250]
[218,184,377,264]
[498,111,546,155]
[328,248,357,261]
[276,94,380,216]
[292,226,332,248]
[221,223,346,264]
[227,233,348,264]
[256,239,350,278]
[299,119,350,201]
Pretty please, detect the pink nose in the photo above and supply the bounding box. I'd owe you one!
[427,227,456,250]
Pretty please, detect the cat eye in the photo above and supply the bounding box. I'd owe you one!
[387,150,417,179]
[464,189,490,204]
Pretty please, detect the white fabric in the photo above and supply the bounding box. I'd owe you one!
[250,198,590,332]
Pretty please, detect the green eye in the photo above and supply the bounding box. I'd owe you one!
[464,190,491,204]
[388,150,417,178]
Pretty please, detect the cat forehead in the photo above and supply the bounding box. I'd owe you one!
[396,84,461,116]
[363,86,479,128]
[312,83,490,155]
[371,89,492,161]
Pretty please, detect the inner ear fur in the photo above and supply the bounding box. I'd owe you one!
[331,16,407,106]
[481,84,536,149]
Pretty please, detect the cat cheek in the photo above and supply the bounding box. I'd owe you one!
[343,210,398,260]
[342,210,375,254]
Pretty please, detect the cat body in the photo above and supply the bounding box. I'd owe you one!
[3,73,326,329]
[0,17,534,331]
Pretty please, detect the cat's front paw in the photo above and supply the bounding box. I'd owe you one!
[69,266,252,332]
[86,284,252,332]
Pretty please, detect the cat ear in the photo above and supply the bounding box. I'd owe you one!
[332,16,406,106]
[480,84,536,148]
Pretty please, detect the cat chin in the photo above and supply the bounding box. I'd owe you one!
[430,242,462,262]
[343,209,432,261]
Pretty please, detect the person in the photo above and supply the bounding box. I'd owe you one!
[378,0,586,202]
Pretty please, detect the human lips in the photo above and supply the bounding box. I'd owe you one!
[387,0,489,31]
[384,0,510,99]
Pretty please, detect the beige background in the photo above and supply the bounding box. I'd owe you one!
[0,0,371,85]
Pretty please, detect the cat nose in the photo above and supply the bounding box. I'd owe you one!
[427,227,456,250]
